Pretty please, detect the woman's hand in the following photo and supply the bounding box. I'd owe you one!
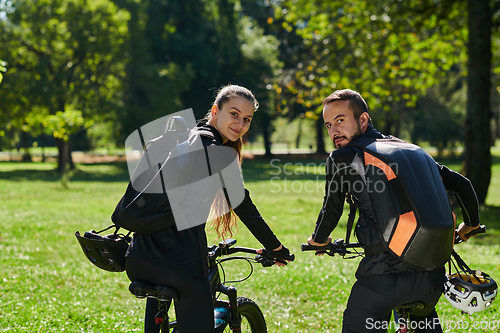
[256,244,291,267]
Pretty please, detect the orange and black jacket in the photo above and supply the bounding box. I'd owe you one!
[312,125,480,277]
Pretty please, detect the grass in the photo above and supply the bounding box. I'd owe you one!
[0,156,499,332]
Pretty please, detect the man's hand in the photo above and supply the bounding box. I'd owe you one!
[306,235,332,256]
[457,222,480,242]
[306,235,332,247]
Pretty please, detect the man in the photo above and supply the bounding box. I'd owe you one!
[306,89,481,333]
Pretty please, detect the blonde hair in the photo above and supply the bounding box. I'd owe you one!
[204,85,258,240]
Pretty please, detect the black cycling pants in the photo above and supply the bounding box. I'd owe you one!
[342,268,445,333]
[126,257,214,333]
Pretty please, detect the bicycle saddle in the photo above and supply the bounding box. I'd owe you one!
[129,280,180,302]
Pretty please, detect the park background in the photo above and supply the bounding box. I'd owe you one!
[1,0,500,332]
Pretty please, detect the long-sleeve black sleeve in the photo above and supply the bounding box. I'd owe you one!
[312,155,345,243]
[233,189,281,250]
[437,163,480,227]
[199,129,281,251]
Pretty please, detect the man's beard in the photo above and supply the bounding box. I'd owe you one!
[334,121,362,149]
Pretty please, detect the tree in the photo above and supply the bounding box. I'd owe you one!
[109,0,195,143]
[380,0,499,203]
[272,0,500,202]
[43,109,87,186]
[463,0,495,203]
[0,0,129,173]
[247,2,330,154]
[271,1,458,154]
[112,0,282,156]
[410,76,466,158]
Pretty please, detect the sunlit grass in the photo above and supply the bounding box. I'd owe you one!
[0,156,499,332]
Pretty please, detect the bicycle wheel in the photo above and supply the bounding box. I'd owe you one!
[223,297,267,333]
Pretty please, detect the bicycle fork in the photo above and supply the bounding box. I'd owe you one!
[217,284,242,332]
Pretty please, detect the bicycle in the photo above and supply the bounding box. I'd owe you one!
[301,226,486,333]
[129,239,295,333]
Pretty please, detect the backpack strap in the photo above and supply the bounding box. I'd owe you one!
[364,242,386,257]
[343,140,368,245]
[345,139,389,257]
[344,193,386,257]
[345,193,358,244]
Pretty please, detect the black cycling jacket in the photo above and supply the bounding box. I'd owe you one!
[126,122,281,278]
[312,125,480,277]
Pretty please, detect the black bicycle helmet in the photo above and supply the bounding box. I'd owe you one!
[75,228,131,272]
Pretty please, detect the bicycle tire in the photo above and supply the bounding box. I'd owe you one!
[223,297,267,333]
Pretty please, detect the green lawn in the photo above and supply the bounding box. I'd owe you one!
[0,156,499,332]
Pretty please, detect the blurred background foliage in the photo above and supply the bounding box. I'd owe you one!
[1,0,500,202]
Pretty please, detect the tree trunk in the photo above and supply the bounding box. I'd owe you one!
[21,130,32,162]
[41,132,46,162]
[463,0,492,204]
[56,138,74,174]
[296,119,302,149]
[315,116,326,154]
[261,111,273,157]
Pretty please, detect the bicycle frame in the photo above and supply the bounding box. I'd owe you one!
[208,243,264,332]
[301,226,486,333]
[159,241,270,333]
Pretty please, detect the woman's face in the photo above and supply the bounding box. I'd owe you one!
[209,96,255,143]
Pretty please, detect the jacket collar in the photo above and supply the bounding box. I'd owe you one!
[193,122,224,144]
[347,124,385,148]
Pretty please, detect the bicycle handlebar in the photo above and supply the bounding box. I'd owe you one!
[209,239,295,266]
[301,239,362,256]
[301,225,487,255]
[454,224,486,244]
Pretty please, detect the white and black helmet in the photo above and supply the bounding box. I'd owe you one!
[443,271,497,314]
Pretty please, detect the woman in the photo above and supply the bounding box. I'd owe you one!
[124,85,291,333]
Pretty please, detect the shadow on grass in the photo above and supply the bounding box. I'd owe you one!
[0,157,328,183]
[0,161,130,183]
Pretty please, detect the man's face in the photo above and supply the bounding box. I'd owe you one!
[323,100,362,149]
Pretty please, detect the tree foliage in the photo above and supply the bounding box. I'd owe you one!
[270,0,500,203]
[43,109,87,142]
[0,0,129,170]
[273,0,465,136]
[1,0,499,201]
[113,0,283,155]
[0,59,5,83]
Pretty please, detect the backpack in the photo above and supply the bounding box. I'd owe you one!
[111,115,191,234]
[346,136,455,270]
[111,112,244,234]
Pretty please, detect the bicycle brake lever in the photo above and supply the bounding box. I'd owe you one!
[260,249,295,262]
[255,254,275,267]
